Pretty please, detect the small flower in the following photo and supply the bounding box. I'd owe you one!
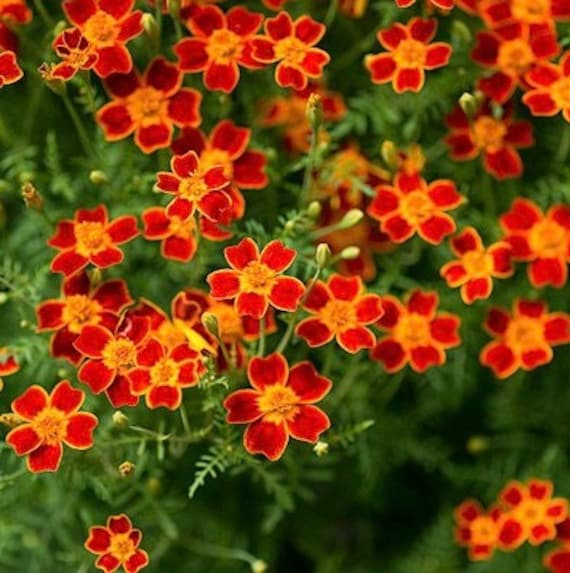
[48,28,98,81]
[84,514,149,573]
[6,380,98,473]
[480,299,570,379]
[296,275,384,353]
[36,271,132,365]
[454,500,502,561]
[223,353,332,461]
[62,0,143,77]
[471,21,559,103]
[0,0,32,25]
[367,172,463,245]
[523,51,570,122]
[48,205,139,276]
[441,227,513,304]
[155,150,232,222]
[128,338,204,410]
[371,289,461,373]
[445,100,534,179]
[250,12,330,90]
[174,5,263,93]
[0,348,19,377]
[207,238,305,319]
[365,18,452,93]
[500,198,570,288]
[0,49,23,88]
[74,316,150,407]
[96,57,202,154]
[479,0,570,28]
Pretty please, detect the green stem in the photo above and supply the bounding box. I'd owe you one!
[32,0,54,27]
[179,403,191,435]
[555,123,570,164]
[257,318,266,356]
[182,537,261,567]
[62,93,97,159]
[299,124,318,209]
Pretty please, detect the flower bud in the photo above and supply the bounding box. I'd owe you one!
[451,20,472,45]
[113,410,129,429]
[167,0,181,18]
[0,292,8,305]
[340,246,360,260]
[21,182,44,212]
[307,201,322,220]
[0,379,3,392]
[381,140,399,170]
[201,312,220,339]
[119,461,136,478]
[142,13,159,46]
[305,93,323,130]
[251,560,268,573]
[458,92,480,119]
[315,243,331,268]
[339,208,363,229]
[38,63,66,96]
[0,413,23,428]
[466,435,489,455]
[146,476,161,495]
[313,441,329,456]
[89,170,108,185]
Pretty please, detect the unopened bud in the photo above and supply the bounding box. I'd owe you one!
[340,246,360,260]
[146,476,161,495]
[19,320,29,328]
[21,183,44,212]
[142,13,159,46]
[305,93,323,130]
[307,201,322,220]
[451,20,472,45]
[57,368,68,379]
[0,413,23,428]
[89,170,108,185]
[88,267,103,288]
[53,20,67,37]
[251,560,268,573]
[0,379,3,392]
[381,140,399,170]
[284,220,297,234]
[167,0,181,18]
[0,292,8,305]
[313,441,329,456]
[38,63,66,96]
[339,208,363,229]
[466,435,489,455]
[113,410,129,429]
[119,461,136,477]
[201,312,220,339]
[315,243,331,268]
[458,92,480,119]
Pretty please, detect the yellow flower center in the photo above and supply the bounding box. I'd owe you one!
[257,384,299,424]
[393,39,427,68]
[399,190,434,225]
[126,87,168,127]
[505,316,545,353]
[178,174,210,204]
[82,11,119,46]
[150,357,180,387]
[528,219,567,259]
[472,116,507,152]
[461,250,494,278]
[109,532,137,563]
[497,39,534,76]
[102,338,137,372]
[62,295,103,334]
[32,407,68,445]
[274,37,308,66]
[156,320,188,349]
[393,312,432,349]
[74,221,111,257]
[200,148,233,179]
[512,500,547,526]
[551,77,570,109]
[470,516,497,545]
[206,29,243,64]
[511,0,550,23]
[168,215,196,239]
[320,299,357,332]
[239,262,275,294]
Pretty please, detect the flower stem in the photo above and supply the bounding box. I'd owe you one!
[182,537,261,568]
[62,93,97,159]
[257,318,266,356]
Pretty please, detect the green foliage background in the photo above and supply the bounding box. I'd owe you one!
[1,0,569,572]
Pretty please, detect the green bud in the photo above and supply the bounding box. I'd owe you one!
[113,410,130,429]
[305,93,323,130]
[339,209,364,229]
[251,560,268,573]
[340,246,360,260]
[458,92,480,119]
[142,13,159,46]
[201,312,220,339]
[89,170,108,185]
[315,243,332,268]
[466,435,489,455]
[307,201,322,220]
[451,20,472,45]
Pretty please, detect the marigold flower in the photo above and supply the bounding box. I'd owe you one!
[445,100,533,179]
[479,0,570,29]
[48,28,98,81]
[371,290,461,372]
[498,479,568,546]
[0,49,23,88]
[523,51,570,121]
[367,172,463,245]
[36,271,132,365]
[441,227,513,303]
[0,0,31,24]
[6,380,98,473]
[128,338,204,410]
[174,5,263,93]
[0,348,19,376]
[62,0,143,78]
[171,120,268,190]
[85,514,149,573]
[339,0,369,17]
[48,204,139,276]
[365,18,452,93]
[454,500,502,561]
[395,0,454,9]
[224,353,331,461]
[96,57,202,154]
[296,275,383,353]
[500,198,570,288]
[471,21,559,103]
[74,316,150,407]
[480,299,570,378]
[250,12,330,90]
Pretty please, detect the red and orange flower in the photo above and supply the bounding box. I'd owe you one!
[367,172,463,244]
[174,5,263,93]
[224,353,331,461]
[0,0,31,24]
[207,238,305,319]
[0,348,19,377]
[96,57,202,154]
[48,205,138,276]
[0,49,22,88]
[6,380,98,473]
[479,0,570,29]
[74,315,150,407]
[296,275,384,353]
[395,0,455,8]
[62,0,143,77]
[441,227,513,303]
[454,500,503,561]
[480,299,570,379]
[365,18,452,93]
[48,28,97,81]
[371,290,461,373]
[36,271,132,365]
[250,12,330,90]
[445,101,534,179]
[85,514,149,573]
[500,198,570,288]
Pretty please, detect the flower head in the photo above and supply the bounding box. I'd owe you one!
[96,57,202,154]
[0,348,19,377]
[6,380,98,473]
[480,299,570,378]
[0,49,22,87]
[454,500,503,561]
[365,17,452,93]
[48,28,98,81]
[62,0,143,77]
[224,353,331,461]
[85,514,148,573]
[207,238,305,319]
[250,12,330,90]
[371,289,461,372]
[395,0,455,10]
[441,227,513,303]
[500,198,570,287]
[479,0,570,29]
[296,275,383,353]
[48,204,139,276]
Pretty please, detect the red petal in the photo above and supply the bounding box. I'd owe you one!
[174,38,209,71]
[480,341,518,378]
[50,251,88,276]
[12,386,48,420]
[418,214,456,244]
[462,277,493,303]
[430,315,461,346]
[410,345,444,372]
[407,290,438,318]
[424,43,452,69]
[62,0,96,25]
[145,56,181,95]
[260,240,296,272]
[269,276,305,311]
[379,23,408,50]
[296,317,334,347]
[107,514,132,534]
[135,122,172,154]
[484,147,522,180]
[94,45,133,78]
[107,215,138,244]
[96,102,135,141]
[64,412,98,449]
[48,220,76,248]
[168,89,202,127]
[450,226,483,255]
[106,375,139,407]
[99,0,134,19]
[147,385,182,410]
[93,279,132,312]
[50,380,84,414]
[371,338,407,372]
[208,269,240,299]
[78,360,115,393]
[6,425,41,455]
[36,300,66,331]
[529,258,567,288]
[85,527,111,554]
[204,61,240,93]
[303,281,331,312]
[244,419,289,461]
[288,362,332,403]
[338,326,375,353]
[409,17,437,43]
[248,352,289,390]
[294,15,325,44]
[275,63,307,90]
[224,389,262,423]
[225,237,259,269]
[427,180,462,208]
[328,275,360,301]
[27,443,63,473]
[394,68,424,93]
[544,314,570,345]
[266,11,293,40]
[287,405,330,442]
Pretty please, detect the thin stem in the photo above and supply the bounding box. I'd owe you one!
[257,318,266,356]
[179,403,191,435]
[182,537,260,567]
[299,125,318,209]
[32,0,54,27]
[555,123,570,164]
[62,94,97,159]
